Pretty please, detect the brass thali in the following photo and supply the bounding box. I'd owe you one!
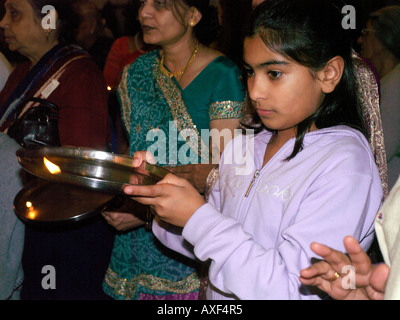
[14,146,170,223]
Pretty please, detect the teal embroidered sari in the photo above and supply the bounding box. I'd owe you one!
[103,50,245,300]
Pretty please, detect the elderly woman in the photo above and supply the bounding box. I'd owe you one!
[0,0,114,299]
[357,6,400,191]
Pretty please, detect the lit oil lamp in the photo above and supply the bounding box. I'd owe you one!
[43,157,61,174]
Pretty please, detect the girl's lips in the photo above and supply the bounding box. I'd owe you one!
[256,109,274,117]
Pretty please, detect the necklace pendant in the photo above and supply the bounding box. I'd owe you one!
[160,42,200,81]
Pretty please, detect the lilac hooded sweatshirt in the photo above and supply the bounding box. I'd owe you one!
[153,125,383,300]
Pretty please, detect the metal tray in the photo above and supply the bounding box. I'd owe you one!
[16,146,171,195]
[14,178,116,223]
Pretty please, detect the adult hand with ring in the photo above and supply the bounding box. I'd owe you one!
[299,236,388,300]
[328,272,340,282]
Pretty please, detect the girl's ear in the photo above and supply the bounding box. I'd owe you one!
[318,56,344,93]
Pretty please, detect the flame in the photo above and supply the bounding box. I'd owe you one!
[28,211,37,219]
[26,201,37,219]
[43,157,61,174]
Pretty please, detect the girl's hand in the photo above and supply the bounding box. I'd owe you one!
[131,150,157,167]
[299,236,388,300]
[123,173,206,228]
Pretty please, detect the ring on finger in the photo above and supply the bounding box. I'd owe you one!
[328,272,340,282]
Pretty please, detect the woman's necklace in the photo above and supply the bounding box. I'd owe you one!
[146,43,199,132]
[159,42,200,80]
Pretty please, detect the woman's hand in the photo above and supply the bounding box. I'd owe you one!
[102,211,145,231]
[102,197,148,231]
[168,163,216,193]
[299,236,389,300]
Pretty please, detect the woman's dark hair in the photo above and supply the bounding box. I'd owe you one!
[124,0,142,36]
[369,5,400,60]
[217,0,253,67]
[171,0,219,46]
[28,0,75,44]
[242,0,367,160]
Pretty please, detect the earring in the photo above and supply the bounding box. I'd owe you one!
[190,8,197,27]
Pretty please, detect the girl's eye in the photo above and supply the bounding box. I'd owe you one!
[268,71,282,79]
[244,68,254,78]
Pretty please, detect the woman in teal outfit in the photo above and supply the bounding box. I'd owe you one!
[102,0,245,300]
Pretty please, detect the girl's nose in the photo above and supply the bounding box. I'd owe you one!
[248,76,267,102]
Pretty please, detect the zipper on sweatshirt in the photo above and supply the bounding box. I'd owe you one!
[245,169,261,197]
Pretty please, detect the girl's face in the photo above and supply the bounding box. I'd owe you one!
[138,0,192,47]
[243,35,325,137]
[0,0,48,59]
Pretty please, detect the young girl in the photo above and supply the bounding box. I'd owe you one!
[123,0,383,299]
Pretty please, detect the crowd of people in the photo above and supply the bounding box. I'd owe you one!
[0,0,399,301]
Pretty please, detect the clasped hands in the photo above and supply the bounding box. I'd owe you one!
[102,151,206,231]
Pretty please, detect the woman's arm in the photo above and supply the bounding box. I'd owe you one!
[168,118,239,193]
[51,58,110,149]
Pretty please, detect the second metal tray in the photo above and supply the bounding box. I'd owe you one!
[16,146,171,195]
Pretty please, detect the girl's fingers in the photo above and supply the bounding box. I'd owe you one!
[123,184,163,198]
[132,150,157,167]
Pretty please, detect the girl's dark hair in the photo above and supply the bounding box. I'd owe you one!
[242,0,367,160]
[171,0,219,46]
[28,0,75,44]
